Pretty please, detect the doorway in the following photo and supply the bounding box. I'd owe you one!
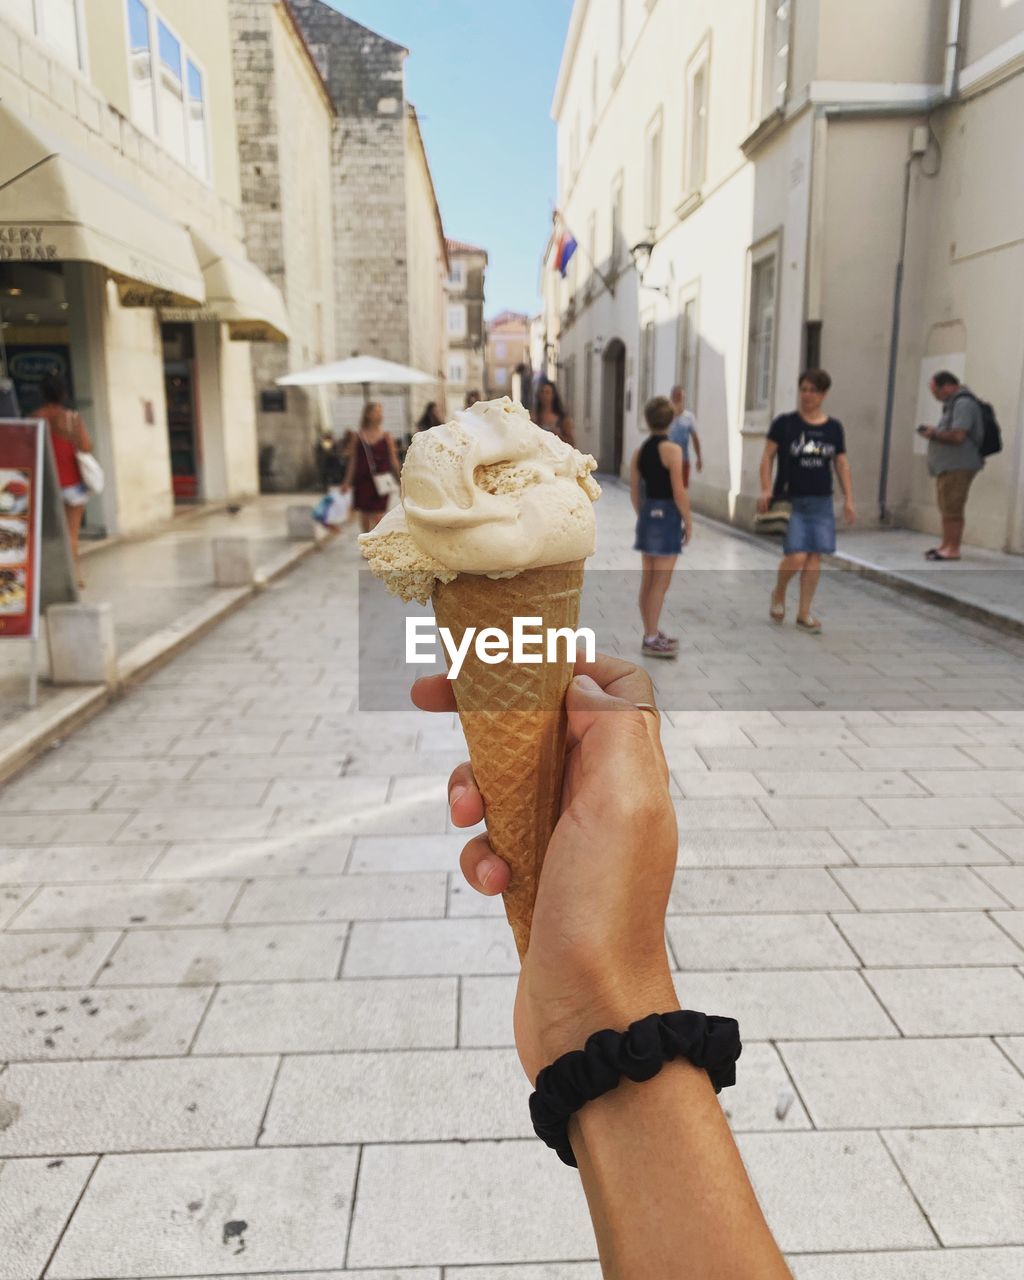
[161,322,201,502]
[601,338,626,476]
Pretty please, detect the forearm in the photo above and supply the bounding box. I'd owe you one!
[835,458,853,501]
[759,455,773,495]
[574,1057,791,1279]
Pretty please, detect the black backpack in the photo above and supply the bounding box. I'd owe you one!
[959,391,1002,458]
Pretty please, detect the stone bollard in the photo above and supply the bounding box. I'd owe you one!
[46,602,118,686]
[213,538,255,587]
[287,504,316,540]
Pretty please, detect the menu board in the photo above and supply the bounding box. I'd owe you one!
[0,420,42,639]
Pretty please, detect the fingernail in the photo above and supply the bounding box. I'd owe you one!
[449,784,467,810]
[478,856,500,891]
[573,674,601,693]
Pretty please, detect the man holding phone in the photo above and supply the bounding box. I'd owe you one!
[919,370,985,561]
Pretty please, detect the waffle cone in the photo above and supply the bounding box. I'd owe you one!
[432,561,585,958]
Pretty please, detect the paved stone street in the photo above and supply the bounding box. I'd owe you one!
[1,483,1023,1278]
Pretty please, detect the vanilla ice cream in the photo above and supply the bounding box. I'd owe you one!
[359,398,600,601]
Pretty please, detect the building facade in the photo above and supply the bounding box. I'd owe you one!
[547,0,1024,552]
[230,0,336,491]
[289,0,447,443]
[485,310,531,404]
[0,0,288,534]
[445,238,487,409]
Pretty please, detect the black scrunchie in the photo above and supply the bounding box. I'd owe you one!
[529,1010,742,1167]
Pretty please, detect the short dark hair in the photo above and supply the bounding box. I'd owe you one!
[644,395,675,432]
[798,368,832,393]
[39,371,67,405]
[932,370,961,389]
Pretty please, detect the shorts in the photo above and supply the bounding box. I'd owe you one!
[783,494,836,555]
[935,469,977,521]
[634,498,683,556]
[62,484,89,507]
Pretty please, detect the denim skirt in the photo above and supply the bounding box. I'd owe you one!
[634,498,683,556]
[784,494,836,555]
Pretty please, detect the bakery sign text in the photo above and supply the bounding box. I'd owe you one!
[0,226,59,261]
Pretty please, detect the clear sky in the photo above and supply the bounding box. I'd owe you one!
[326,0,573,320]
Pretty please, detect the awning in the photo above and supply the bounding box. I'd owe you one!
[160,228,290,342]
[0,101,204,307]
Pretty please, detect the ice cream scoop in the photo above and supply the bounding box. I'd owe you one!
[359,397,600,600]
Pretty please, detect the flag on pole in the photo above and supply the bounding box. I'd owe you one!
[554,231,578,278]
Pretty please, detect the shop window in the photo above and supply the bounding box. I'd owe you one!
[5,0,85,70]
[746,250,777,412]
[186,59,208,178]
[127,0,156,135]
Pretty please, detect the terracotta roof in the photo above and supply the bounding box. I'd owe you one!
[488,310,530,327]
[446,237,489,259]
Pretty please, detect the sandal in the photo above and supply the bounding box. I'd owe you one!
[925,549,960,561]
[796,616,822,634]
[770,590,785,622]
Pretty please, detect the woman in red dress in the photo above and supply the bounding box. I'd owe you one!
[35,372,91,585]
[342,401,401,533]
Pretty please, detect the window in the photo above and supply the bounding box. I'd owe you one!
[644,111,662,230]
[447,305,467,337]
[563,355,576,414]
[586,211,597,295]
[127,0,156,134]
[676,289,699,408]
[639,318,655,405]
[157,19,186,163]
[448,260,465,289]
[590,54,599,130]
[761,0,791,118]
[447,354,465,384]
[571,112,581,174]
[494,341,507,360]
[686,42,710,193]
[7,0,86,69]
[186,59,208,178]
[583,341,594,422]
[746,251,777,411]
[616,0,626,63]
[494,368,508,388]
[610,172,624,270]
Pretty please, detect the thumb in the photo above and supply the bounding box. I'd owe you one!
[565,673,651,754]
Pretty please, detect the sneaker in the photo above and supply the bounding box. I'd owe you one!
[642,635,677,659]
[658,631,679,650]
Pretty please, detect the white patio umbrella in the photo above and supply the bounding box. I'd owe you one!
[276,354,436,400]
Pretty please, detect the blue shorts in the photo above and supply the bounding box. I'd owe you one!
[634,499,683,556]
[784,494,836,555]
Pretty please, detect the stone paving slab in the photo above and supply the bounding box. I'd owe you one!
[0,986,212,1062]
[11,882,242,931]
[778,1039,1024,1128]
[47,1146,360,1277]
[830,829,1006,865]
[231,873,447,924]
[0,1154,96,1280]
[882,1128,1024,1246]
[343,918,520,977]
[0,930,119,988]
[0,1056,277,1155]
[862,967,1024,1035]
[0,844,162,884]
[677,829,850,868]
[831,911,1024,966]
[790,1248,1024,1280]
[148,837,352,880]
[96,923,350,986]
[667,914,860,970]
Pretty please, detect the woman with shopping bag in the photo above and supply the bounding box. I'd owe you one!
[342,401,400,532]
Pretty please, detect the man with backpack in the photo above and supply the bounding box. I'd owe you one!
[920,370,1001,561]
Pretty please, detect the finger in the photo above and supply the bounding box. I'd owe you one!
[564,673,664,787]
[459,834,510,896]
[566,656,655,752]
[448,761,484,827]
[410,674,457,713]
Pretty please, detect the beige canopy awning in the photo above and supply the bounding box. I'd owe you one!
[0,101,204,307]
[160,227,290,343]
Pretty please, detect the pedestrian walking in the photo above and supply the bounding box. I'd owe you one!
[631,395,693,658]
[34,371,92,586]
[416,402,442,432]
[316,432,346,491]
[341,401,400,533]
[757,369,855,634]
[668,384,703,486]
[532,379,577,447]
[919,370,987,561]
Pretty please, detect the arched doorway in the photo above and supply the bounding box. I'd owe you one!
[600,339,626,475]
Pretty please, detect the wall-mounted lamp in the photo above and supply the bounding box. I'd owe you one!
[629,241,670,298]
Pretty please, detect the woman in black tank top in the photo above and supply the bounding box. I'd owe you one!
[630,396,694,658]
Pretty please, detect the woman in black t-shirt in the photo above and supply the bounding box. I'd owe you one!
[757,369,856,634]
